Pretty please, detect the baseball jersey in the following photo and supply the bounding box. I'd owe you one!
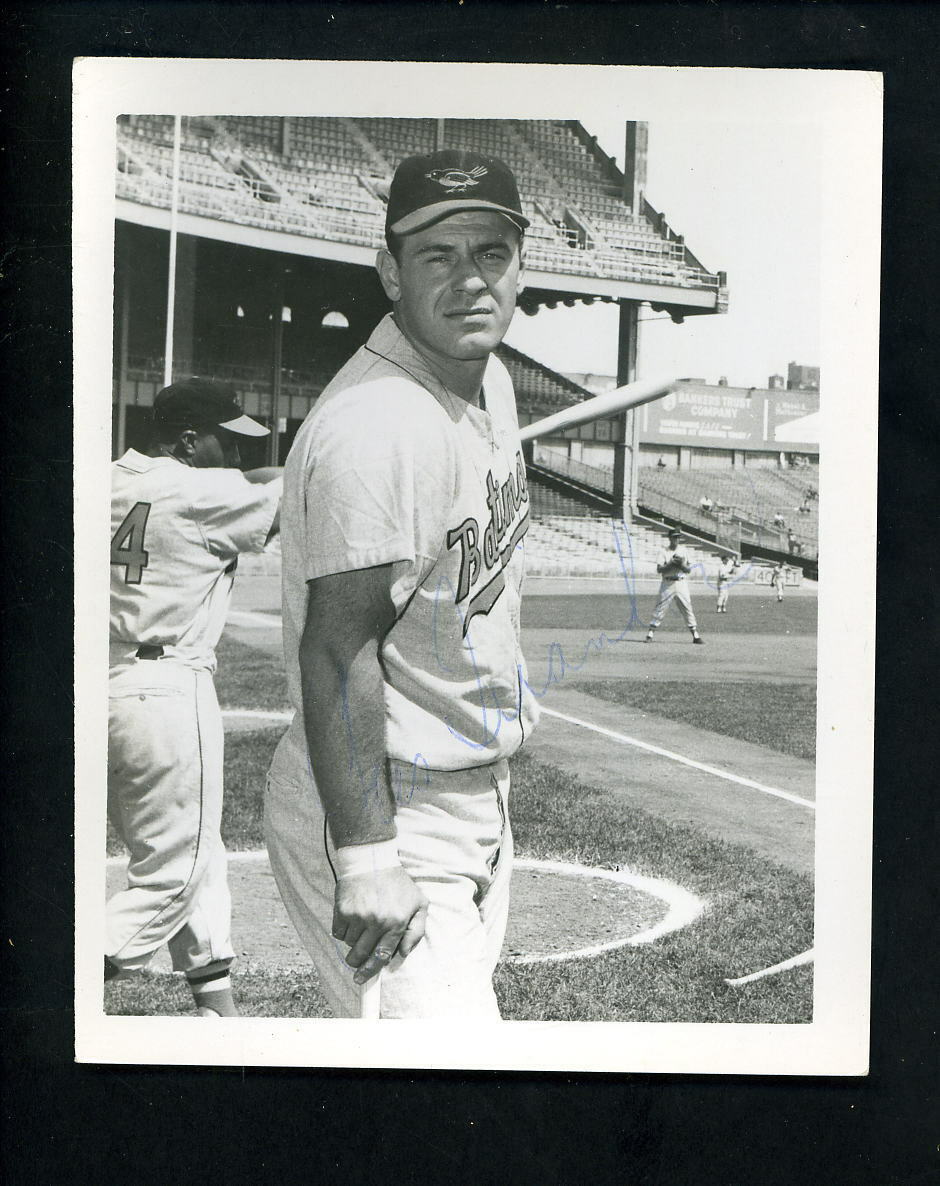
[110,450,281,671]
[717,558,735,584]
[276,313,539,775]
[657,547,687,578]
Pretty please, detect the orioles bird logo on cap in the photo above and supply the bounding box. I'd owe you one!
[425,164,488,192]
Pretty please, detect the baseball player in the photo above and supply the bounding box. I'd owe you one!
[716,553,737,612]
[265,148,539,1019]
[645,528,704,643]
[771,560,786,602]
[107,378,282,1017]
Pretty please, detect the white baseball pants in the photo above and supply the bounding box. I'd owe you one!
[264,754,512,1019]
[106,658,234,977]
[649,577,698,630]
[716,583,730,611]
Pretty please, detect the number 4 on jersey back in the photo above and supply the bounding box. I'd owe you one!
[111,501,151,583]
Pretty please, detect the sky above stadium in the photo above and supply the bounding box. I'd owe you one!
[505,118,821,390]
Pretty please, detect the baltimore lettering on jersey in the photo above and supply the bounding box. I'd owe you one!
[445,450,529,635]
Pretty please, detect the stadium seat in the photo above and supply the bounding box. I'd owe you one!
[636,467,818,556]
[115,115,723,294]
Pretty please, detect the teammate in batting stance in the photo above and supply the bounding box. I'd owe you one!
[265,148,539,1018]
[107,379,282,1017]
[645,528,704,643]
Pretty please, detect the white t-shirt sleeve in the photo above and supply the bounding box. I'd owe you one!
[190,469,282,559]
[302,381,456,607]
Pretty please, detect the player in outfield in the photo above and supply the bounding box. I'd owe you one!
[715,553,737,613]
[645,528,704,643]
[265,149,539,1018]
[107,379,282,1017]
[771,560,786,602]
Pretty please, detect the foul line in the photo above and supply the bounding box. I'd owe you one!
[540,706,815,811]
[223,708,814,810]
[724,948,815,986]
[222,708,813,810]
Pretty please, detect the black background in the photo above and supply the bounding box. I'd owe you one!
[2,3,937,1182]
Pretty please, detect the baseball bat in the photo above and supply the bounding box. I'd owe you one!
[360,971,381,1020]
[518,375,678,443]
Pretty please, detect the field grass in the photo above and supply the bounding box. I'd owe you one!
[106,966,331,1019]
[106,731,814,1023]
[571,678,817,760]
[521,592,817,635]
[496,752,813,1022]
[216,634,290,710]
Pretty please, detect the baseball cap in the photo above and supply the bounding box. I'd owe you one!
[385,149,530,238]
[667,528,681,538]
[153,377,269,437]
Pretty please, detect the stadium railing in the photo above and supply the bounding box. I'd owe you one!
[637,479,817,558]
[532,447,615,496]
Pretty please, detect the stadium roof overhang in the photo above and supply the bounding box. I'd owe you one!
[116,199,724,322]
[518,281,720,322]
[116,198,379,266]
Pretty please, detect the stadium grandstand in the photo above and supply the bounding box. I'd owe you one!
[112,115,815,576]
[537,370,820,562]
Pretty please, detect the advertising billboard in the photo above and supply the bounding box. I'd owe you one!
[640,384,819,451]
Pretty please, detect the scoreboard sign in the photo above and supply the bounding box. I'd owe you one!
[640,384,819,451]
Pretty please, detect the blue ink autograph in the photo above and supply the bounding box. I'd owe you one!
[306,671,432,811]
[312,523,756,803]
[430,521,754,749]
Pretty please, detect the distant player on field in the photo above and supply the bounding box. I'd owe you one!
[107,378,282,1017]
[645,528,704,643]
[715,553,737,613]
[771,560,786,602]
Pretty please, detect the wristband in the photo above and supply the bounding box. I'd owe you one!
[334,839,401,880]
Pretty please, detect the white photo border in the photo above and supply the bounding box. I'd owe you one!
[74,58,881,1074]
